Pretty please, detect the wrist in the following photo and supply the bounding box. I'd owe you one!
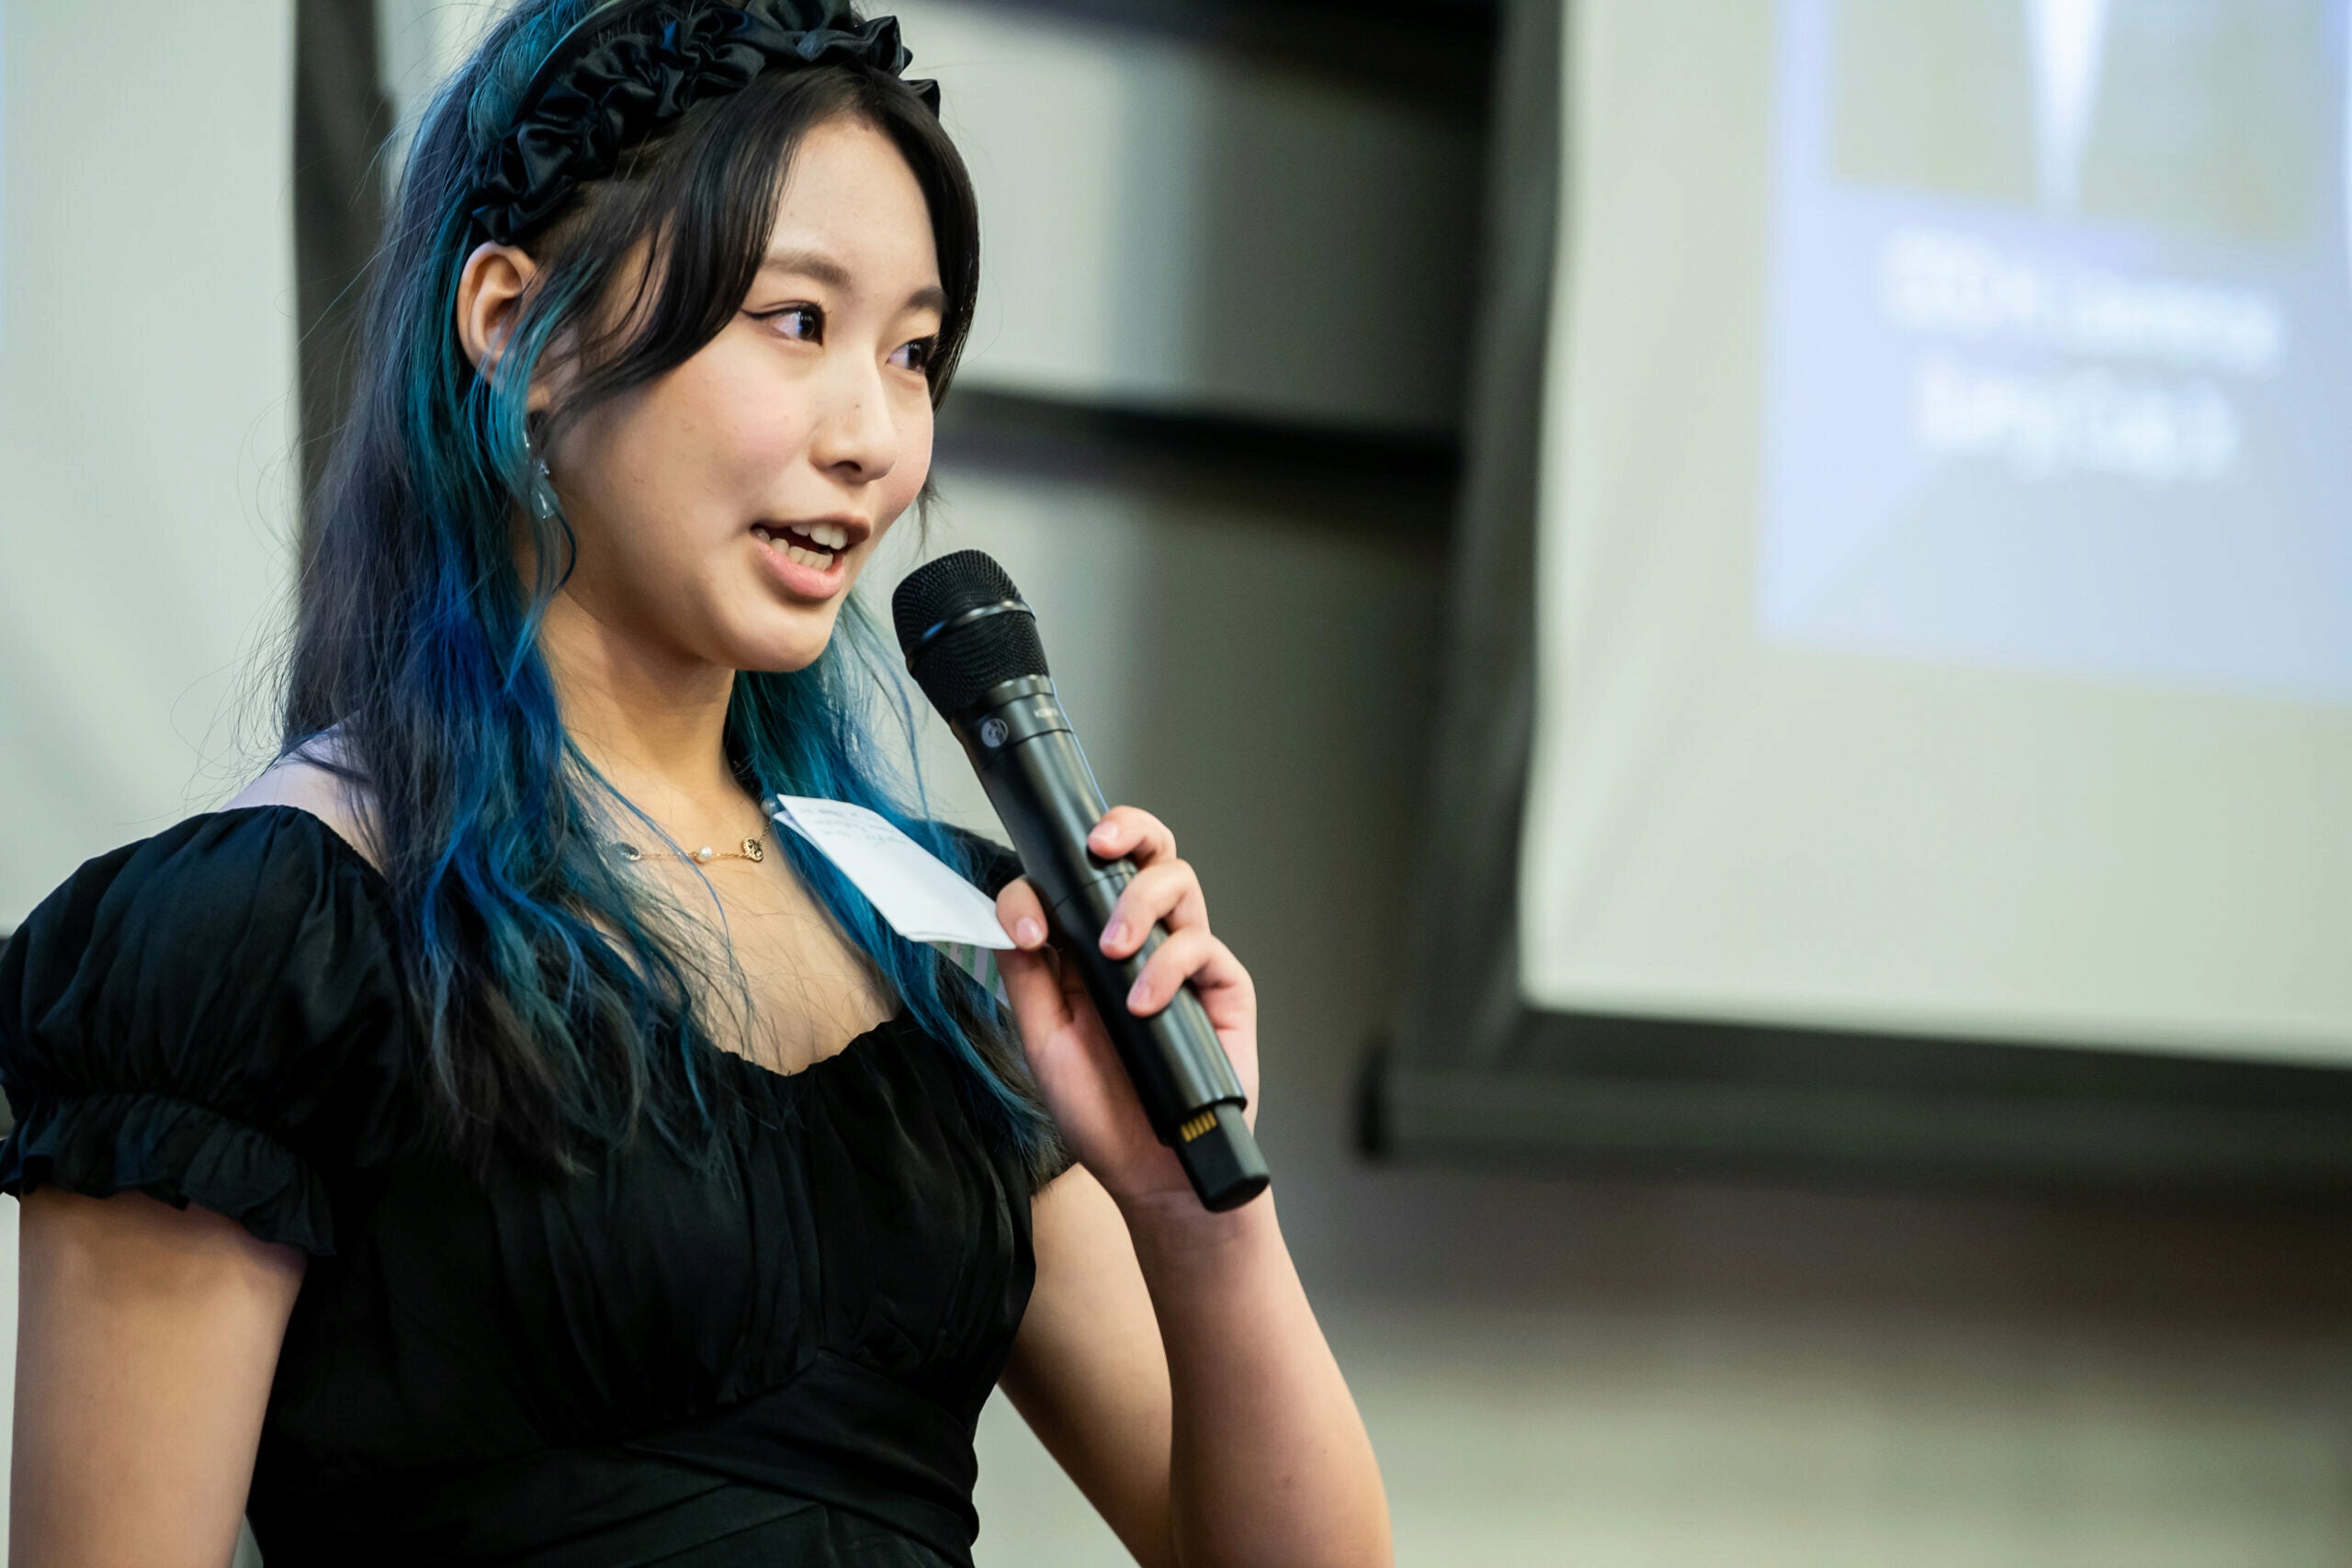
[1116,1181,1279,1267]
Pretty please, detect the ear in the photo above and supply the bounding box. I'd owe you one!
[455,242,551,412]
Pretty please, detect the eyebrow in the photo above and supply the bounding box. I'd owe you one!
[758,247,946,316]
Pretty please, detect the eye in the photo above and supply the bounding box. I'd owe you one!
[754,303,823,344]
[890,335,939,373]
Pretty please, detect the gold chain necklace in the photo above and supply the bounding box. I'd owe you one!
[607,825,769,866]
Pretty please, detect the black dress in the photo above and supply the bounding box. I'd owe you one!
[0,805,1072,1567]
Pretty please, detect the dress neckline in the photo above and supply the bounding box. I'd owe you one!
[200,804,909,1088]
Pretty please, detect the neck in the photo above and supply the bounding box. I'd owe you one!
[538,589,756,836]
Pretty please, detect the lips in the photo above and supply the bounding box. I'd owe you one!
[748,518,870,600]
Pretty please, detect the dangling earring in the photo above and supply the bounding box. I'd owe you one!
[523,424,558,522]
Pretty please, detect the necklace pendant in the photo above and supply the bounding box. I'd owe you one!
[744,837,765,863]
[694,845,715,863]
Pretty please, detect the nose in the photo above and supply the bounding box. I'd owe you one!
[807,356,899,483]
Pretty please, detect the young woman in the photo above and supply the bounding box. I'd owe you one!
[0,3,1389,1563]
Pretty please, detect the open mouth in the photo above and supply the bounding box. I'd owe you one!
[751,522,849,571]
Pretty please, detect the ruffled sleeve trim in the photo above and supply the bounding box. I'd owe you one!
[0,1088,337,1257]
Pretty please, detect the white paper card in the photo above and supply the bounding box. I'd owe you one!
[767,795,1014,950]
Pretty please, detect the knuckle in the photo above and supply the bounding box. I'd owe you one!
[1118,807,1170,849]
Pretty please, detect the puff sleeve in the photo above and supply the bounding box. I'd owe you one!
[0,807,413,1257]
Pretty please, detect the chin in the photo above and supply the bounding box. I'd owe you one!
[728,623,842,676]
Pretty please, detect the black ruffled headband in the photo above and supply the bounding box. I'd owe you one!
[469,0,939,245]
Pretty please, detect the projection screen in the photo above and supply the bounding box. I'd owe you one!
[1382,0,2352,1186]
[1524,0,2351,1063]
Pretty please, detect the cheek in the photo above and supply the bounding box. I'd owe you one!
[879,404,935,521]
[676,354,812,495]
[583,362,805,544]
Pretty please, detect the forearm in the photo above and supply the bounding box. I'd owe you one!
[1122,1190,1391,1568]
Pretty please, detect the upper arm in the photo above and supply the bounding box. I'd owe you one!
[0,785,394,1562]
[13,1188,305,1566]
[997,1164,1179,1568]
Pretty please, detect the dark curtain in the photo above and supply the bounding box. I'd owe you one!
[293,0,391,561]
[1390,0,1560,1077]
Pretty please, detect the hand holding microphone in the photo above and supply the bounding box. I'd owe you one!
[994,806,1264,1213]
[893,551,1270,1213]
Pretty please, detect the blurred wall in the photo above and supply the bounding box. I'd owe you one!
[0,0,299,924]
[929,434,2352,1559]
[882,8,2352,1566]
[894,0,1475,431]
[892,368,2352,1568]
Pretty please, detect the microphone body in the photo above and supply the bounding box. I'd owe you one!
[895,558,1269,1211]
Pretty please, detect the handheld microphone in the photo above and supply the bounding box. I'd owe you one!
[892,550,1270,1212]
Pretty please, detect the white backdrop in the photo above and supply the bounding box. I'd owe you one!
[0,0,299,925]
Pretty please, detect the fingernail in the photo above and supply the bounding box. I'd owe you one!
[1126,976,1150,1010]
[1101,920,1127,951]
[1014,917,1044,946]
[1091,821,1117,846]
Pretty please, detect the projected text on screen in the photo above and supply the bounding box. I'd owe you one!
[1759,0,2352,703]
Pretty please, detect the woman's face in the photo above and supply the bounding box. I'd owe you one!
[536,115,944,674]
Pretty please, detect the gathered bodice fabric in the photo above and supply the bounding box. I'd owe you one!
[0,807,1066,1566]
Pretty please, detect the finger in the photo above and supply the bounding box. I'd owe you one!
[999,942,1073,1032]
[994,878,1051,950]
[1086,807,1175,868]
[1122,928,1248,1018]
[1098,860,1206,958]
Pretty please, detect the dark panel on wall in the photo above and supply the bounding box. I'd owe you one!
[293,0,391,546]
[1366,1014,2352,1205]
[937,389,1461,533]
[967,0,1499,113]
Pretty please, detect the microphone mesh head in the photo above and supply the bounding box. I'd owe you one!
[891,549,1051,717]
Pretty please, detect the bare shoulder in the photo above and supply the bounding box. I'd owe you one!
[221,730,384,874]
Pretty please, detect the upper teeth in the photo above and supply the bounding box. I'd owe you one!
[751,522,851,572]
